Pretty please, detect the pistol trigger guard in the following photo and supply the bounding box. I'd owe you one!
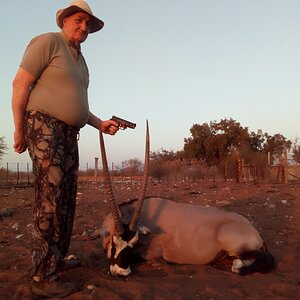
[117,123,126,130]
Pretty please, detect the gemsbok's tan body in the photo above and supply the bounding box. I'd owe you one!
[101,196,275,275]
[98,121,275,277]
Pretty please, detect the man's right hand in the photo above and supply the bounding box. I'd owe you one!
[13,130,27,154]
[100,119,119,135]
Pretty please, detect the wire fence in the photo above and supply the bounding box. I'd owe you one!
[0,162,123,187]
[0,163,33,186]
[1,161,299,188]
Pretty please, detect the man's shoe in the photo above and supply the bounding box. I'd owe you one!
[58,257,81,271]
[65,256,81,268]
[31,278,84,298]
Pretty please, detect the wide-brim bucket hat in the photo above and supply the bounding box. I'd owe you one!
[56,0,104,33]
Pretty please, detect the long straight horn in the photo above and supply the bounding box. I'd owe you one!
[99,130,123,236]
[129,120,150,231]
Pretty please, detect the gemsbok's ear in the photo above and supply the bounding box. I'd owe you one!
[138,224,152,235]
[102,234,111,252]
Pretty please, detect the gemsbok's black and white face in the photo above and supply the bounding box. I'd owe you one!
[107,229,139,277]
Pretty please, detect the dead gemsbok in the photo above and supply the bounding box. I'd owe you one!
[98,121,275,277]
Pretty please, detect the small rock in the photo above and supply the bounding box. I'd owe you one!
[87,285,95,291]
[12,223,19,230]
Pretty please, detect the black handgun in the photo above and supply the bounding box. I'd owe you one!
[111,115,136,129]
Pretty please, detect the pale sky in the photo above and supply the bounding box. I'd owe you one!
[1,0,300,170]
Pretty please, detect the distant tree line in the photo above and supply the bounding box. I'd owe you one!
[150,118,299,163]
[149,118,300,181]
[183,118,294,164]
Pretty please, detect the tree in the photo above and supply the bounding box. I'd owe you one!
[122,158,142,176]
[249,130,266,152]
[210,118,249,150]
[263,133,292,164]
[183,123,214,162]
[292,139,300,164]
[184,118,250,166]
[183,119,253,180]
[149,149,178,181]
[150,149,178,162]
[0,136,8,161]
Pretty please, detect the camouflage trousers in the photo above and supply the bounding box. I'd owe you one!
[25,110,79,280]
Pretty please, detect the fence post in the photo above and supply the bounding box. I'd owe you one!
[26,163,29,183]
[17,163,20,185]
[267,152,271,183]
[283,148,288,184]
[236,155,241,183]
[6,163,8,184]
[94,157,98,182]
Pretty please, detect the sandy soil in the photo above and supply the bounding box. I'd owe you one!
[1,179,300,299]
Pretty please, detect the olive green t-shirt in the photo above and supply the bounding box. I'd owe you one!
[20,31,90,128]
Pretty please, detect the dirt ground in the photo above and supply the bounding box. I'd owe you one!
[1,179,300,299]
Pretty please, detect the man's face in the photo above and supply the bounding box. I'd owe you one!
[63,12,92,46]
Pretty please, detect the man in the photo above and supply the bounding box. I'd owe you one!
[12,1,118,297]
